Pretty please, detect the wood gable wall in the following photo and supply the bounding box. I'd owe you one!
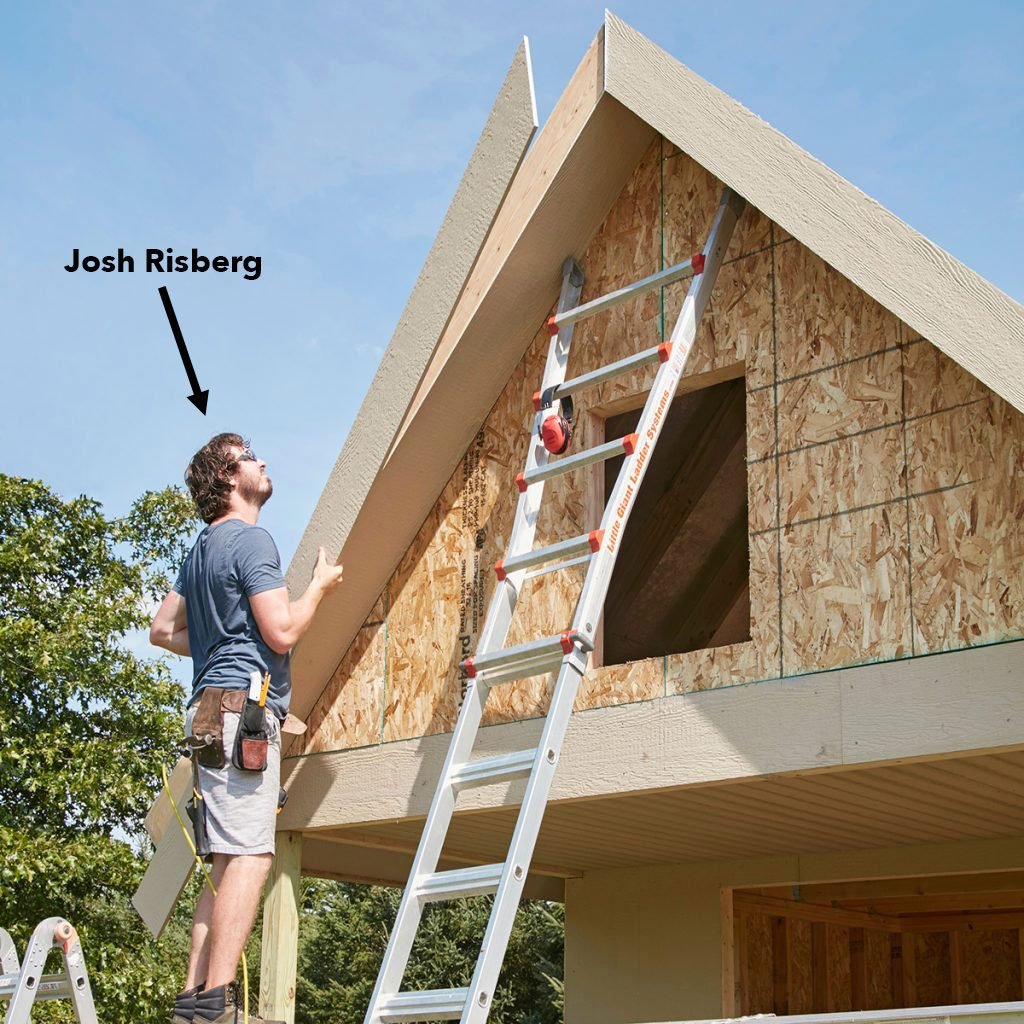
[297,138,1024,758]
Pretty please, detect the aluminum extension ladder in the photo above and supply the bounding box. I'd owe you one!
[365,187,745,1024]
[1,917,98,1023]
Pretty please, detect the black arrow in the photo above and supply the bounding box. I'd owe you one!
[158,286,209,414]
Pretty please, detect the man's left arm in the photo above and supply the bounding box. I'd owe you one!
[150,590,190,656]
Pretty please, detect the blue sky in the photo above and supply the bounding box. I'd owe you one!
[2,0,1022,575]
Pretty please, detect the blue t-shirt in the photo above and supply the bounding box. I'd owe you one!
[173,519,291,719]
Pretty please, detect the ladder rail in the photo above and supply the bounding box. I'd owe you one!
[462,189,746,1024]
[2,918,97,1024]
[363,260,586,1024]
[363,187,744,1024]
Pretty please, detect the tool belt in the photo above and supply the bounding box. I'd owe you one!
[186,687,270,772]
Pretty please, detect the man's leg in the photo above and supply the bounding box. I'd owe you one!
[205,853,274,988]
[184,858,229,989]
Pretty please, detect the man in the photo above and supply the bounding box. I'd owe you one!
[151,433,344,1024]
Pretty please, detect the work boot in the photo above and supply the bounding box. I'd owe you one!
[193,982,285,1024]
[171,984,202,1023]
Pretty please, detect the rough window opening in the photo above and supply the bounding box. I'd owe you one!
[602,375,750,666]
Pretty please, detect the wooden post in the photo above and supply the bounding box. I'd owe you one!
[260,831,303,1024]
[720,888,736,1017]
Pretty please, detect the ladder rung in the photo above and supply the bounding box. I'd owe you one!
[450,749,537,790]
[0,974,74,1000]
[495,530,603,581]
[415,863,504,903]
[533,342,672,410]
[547,253,703,333]
[524,553,591,581]
[462,631,591,687]
[517,435,637,492]
[377,988,469,1022]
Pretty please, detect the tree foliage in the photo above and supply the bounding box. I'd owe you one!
[0,473,566,1022]
[296,881,564,1024]
[0,474,197,1022]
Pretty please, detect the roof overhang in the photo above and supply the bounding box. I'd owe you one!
[281,641,1024,892]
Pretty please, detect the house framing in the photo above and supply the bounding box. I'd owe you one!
[137,14,1024,1024]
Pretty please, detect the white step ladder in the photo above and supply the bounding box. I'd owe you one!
[1,918,98,1023]
[365,187,745,1024]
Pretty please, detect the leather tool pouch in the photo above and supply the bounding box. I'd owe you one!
[232,705,269,772]
[191,688,226,769]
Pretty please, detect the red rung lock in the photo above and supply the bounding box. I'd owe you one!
[691,252,706,274]
[657,342,673,363]
[494,559,507,582]
[516,472,528,493]
[622,433,639,455]
[462,657,476,679]
[532,390,543,412]
[588,530,604,552]
[546,315,559,336]
[560,632,576,655]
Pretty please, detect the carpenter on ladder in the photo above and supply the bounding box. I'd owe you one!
[364,187,745,1024]
[1,917,98,1024]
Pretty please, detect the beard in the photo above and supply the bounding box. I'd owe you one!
[237,472,273,508]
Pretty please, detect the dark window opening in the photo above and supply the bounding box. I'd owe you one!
[602,376,750,665]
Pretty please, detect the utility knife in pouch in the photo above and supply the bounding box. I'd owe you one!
[191,687,226,769]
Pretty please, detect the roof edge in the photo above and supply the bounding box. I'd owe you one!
[604,11,1024,414]
[286,38,537,593]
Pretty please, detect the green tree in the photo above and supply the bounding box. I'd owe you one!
[296,881,564,1024]
[0,475,198,1022]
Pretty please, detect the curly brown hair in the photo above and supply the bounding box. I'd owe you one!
[184,432,247,523]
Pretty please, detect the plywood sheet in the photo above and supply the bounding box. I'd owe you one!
[772,232,900,383]
[303,597,386,754]
[781,424,904,524]
[776,347,902,453]
[780,506,912,673]
[787,917,814,1013]
[743,912,774,1014]
[864,930,894,1010]
[915,930,952,1007]
[826,924,852,1011]
[959,928,1021,1003]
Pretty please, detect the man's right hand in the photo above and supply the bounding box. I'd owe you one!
[312,546,344,594]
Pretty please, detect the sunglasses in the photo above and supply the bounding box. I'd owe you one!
[237,448,258,463]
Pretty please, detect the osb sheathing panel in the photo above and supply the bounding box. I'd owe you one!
[959,928,1021,1003]
[300,596,385,754]
[303,137,1024,752]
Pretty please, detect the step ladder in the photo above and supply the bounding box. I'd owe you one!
[365,187,745,1024]
[1,917,98,1023]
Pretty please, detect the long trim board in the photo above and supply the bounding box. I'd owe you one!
[278,640,1024,832]
[132,42,539,937]
[284,36,537,678]
[286,38,654,728]
[602,11,1024,415]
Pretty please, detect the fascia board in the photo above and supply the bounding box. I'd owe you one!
[280,640,1024,831]
[603,11,1024,414]
[286,37,537,596]
[286,30,655,728]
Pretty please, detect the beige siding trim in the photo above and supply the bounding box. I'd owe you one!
[279,641,1024,831]
[283,38,537,710]
[603,12,1024,415]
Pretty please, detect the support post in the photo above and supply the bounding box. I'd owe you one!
[260,831,303,1024]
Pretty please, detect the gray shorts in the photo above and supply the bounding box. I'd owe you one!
[185,705,281,857]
